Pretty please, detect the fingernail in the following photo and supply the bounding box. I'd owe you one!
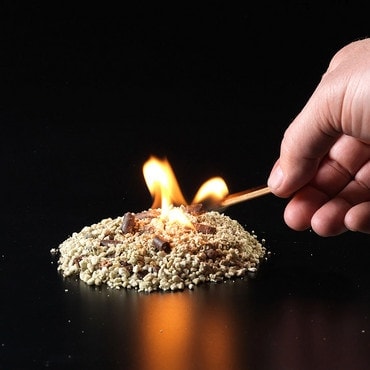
[267,165,284,190]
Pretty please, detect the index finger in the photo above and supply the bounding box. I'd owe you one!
[268,93,340,197]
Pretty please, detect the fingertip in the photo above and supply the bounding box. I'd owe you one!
[283,186,329,232]
[344,203,370,233]
[311,198,349,236]
[283,202,311,231]
[267,163,284,193]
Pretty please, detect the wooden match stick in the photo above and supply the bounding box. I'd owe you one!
[221,185,271,207]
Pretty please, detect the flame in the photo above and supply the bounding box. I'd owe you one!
[192,177,229,205]
[143,156,187,209]
[142,155,229,218]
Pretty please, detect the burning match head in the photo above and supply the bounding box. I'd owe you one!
[195,186,271,211]
[196,198,228,213]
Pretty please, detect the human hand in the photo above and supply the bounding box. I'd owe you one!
[267,38,370,236]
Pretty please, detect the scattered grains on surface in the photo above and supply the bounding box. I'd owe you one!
[53,206,266,293]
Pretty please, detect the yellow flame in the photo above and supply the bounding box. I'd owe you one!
[192,177,229,204]
[142,155,229,225]
[143,156,187,210]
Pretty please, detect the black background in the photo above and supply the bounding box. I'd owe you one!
[2,2,370,369]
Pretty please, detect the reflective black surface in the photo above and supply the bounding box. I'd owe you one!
[2,3,370,370]
[3,198,370,370]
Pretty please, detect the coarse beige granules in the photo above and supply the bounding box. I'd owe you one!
[53,205,266,293]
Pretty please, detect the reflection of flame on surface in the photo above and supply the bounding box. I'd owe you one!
[136,293,237,370]
[143,155,229,214]
[138,294,192,370]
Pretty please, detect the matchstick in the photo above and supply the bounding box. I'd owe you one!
[221,186,271,207]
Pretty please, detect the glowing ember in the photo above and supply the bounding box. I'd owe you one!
[164,206,193,228]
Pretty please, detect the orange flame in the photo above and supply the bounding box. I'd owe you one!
[192,177,229,205]
[143,155,229,212]
[143,156,187,209]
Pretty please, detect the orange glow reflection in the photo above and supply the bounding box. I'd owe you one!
[136,292,237,370]
[138,294,192,370]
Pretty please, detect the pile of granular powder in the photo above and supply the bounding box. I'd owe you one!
[53,205,266,293]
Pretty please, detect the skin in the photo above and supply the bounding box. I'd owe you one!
[267,38,370,236]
